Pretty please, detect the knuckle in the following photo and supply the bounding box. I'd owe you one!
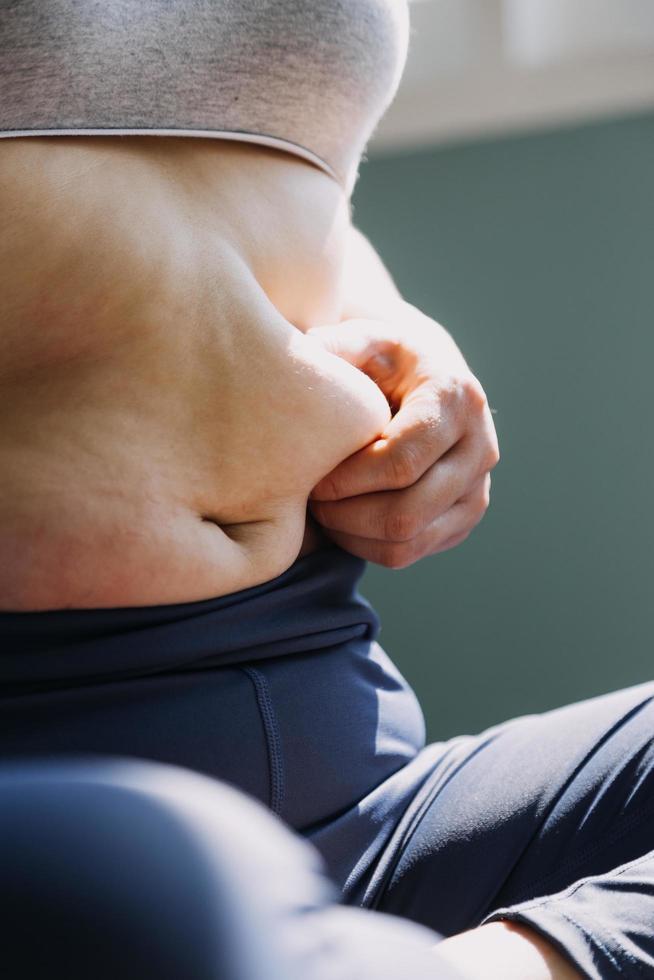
[483,440,501,472]
[380,541,417,569]
[461,374,488,414]
[481,481,491,510]
[387,441,422,488]
[471,481,491,518]
[382,506,421,543]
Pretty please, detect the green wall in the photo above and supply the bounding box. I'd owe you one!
[352,111,654,740]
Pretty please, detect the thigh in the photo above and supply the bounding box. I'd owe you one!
[0,758,465,980]
[367,680,654,937]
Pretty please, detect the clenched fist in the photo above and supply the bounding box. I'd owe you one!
[306,303,499,568]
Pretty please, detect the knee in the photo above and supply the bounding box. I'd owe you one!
[0,757,335,980]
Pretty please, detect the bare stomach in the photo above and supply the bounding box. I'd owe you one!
[0,136,391,611]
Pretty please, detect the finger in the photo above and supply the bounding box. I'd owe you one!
[428,472,491,554]
[321,474,491,567]
[310,433,482,541]
[310,384,464,502]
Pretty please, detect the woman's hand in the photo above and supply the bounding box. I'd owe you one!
[306,303,499,568]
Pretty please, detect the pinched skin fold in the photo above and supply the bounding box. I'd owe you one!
[0,136,391,610]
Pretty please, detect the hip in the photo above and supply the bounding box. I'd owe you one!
[0,546,423,823]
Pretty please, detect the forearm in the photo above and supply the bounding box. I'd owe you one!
[339,224,406,320]
[339,224,470,370]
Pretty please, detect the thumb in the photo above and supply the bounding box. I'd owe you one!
[305,319,377,369]
[306,320,398,391]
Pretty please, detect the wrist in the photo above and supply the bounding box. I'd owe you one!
[357,301,471,377]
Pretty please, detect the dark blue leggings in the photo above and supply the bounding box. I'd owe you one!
[367,679,654,977]
[0,759,466,980]
[3,680,654,979]
[2,548,654,977]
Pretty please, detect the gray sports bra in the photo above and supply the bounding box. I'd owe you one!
[0,0,409,191]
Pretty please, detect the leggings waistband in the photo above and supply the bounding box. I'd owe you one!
[0,545,379,692]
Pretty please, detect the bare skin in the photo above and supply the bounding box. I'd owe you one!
[0,135,391,608]
[435,921,584,979]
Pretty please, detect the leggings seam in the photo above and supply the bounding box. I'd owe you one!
[241,667,285,817]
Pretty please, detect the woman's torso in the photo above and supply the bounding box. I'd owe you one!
[0,135,391,610]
